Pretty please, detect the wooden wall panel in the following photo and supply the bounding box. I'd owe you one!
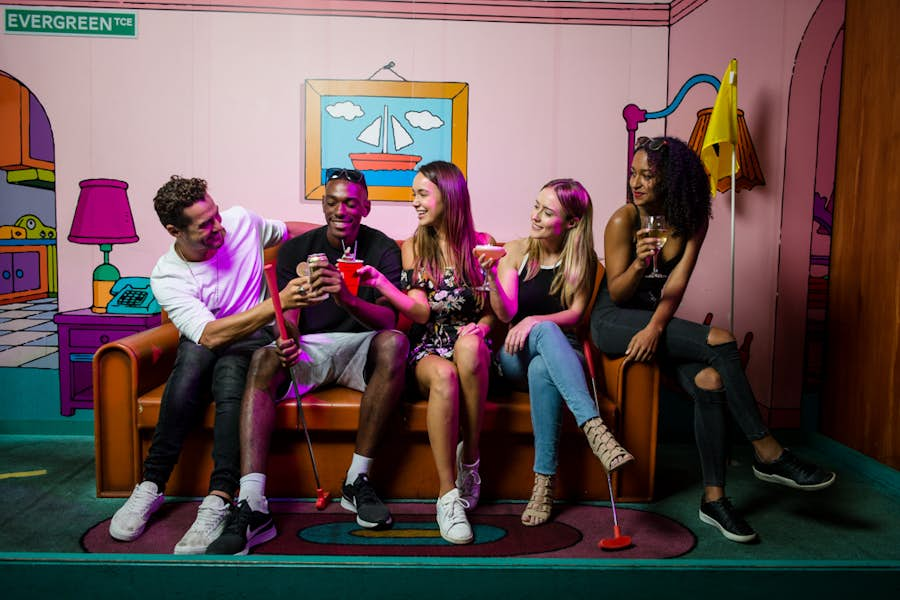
[823,0,900,468]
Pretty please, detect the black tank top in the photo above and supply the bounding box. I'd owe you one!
[512,258,563,326]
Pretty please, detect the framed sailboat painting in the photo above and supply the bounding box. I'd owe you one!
[305,79,469,202]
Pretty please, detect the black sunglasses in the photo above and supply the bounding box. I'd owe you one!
[325,168,367,185]
[635,136,668,152]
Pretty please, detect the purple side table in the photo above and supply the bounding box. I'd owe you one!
[53,308,161,416]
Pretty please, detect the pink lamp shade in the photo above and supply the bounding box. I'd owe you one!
[68,178,139,244]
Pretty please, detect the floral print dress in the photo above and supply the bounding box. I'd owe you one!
[402,267,482,364]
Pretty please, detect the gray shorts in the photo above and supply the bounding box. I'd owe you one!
[277,331,378,400]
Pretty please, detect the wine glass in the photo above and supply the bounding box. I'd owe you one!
[472,245,506,291]
[640,215,669,279]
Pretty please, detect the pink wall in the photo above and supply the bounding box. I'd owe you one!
[667,0,826,412]
[1,9,668,312]
[0,0,840,423]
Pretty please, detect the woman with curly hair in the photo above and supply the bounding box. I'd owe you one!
[591,136,835,543]
[356,161,494,545]
[485,178,632,526]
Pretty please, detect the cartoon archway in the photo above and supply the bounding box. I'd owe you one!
[770,0,844,427]
[0,71,59,369]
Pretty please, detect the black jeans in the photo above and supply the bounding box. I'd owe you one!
[142,327,276,496]
[591,288,769,487]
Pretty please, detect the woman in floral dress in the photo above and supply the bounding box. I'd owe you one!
[357,161,494,545]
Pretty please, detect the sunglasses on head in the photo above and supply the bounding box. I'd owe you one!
[325,168,367,185]
[635,136,668,152]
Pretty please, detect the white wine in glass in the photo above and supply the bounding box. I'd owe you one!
[640,215,669,279]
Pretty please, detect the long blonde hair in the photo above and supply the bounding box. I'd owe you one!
[522,178,596,308]
[411,161,483,290]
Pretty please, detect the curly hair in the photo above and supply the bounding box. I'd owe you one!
[153,176,208,229]
[628,136,711,238]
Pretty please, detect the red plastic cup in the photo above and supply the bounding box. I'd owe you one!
[337,258,364,295]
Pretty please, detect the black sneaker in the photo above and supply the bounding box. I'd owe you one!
[341,473,392,529]
[752,448,836,491]
[205,500,276,555]
[699,497,758,543]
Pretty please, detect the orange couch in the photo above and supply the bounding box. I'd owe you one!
[93,224,659,503]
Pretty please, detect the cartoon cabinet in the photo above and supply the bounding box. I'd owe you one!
[0,241,50,303]
[54,309,161,416]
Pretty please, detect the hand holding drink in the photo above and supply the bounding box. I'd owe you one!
[638,215,669,279]
[473,244,506,292]
[337,257,364,295]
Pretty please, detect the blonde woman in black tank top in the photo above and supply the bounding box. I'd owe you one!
[481,178,633,527]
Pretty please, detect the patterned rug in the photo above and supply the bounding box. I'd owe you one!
[82,501,695,559]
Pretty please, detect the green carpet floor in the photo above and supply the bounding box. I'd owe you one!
[0,432,898,559]
[1,432,898,598]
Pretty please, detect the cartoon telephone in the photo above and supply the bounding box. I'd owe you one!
[107,277,160,314]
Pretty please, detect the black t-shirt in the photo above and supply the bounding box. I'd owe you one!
[276,225,402,334]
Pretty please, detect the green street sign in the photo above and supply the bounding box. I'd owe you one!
[4,8,137,38]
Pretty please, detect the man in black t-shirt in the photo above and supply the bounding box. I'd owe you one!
[207,169,407,555]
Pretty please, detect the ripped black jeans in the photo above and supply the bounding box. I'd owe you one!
[591,289,769,487]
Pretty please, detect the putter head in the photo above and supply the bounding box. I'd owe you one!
[315,489,331,510]
[598,534,633,551]
[598,525,632,551]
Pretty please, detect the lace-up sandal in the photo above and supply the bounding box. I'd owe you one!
[582,417,634,473]
[521,473,555,527]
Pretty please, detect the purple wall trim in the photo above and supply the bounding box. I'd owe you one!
[4,1,707,26]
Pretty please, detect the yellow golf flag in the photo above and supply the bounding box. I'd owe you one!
[701,59,739,195]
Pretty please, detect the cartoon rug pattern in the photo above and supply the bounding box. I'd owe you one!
[83,501,695,559]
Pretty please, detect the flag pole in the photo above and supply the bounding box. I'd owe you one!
[730,146,736,333]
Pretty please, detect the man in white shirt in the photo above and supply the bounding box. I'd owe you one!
[108,176,306,554]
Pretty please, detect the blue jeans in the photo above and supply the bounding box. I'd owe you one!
[143,328,276,496]
[496,321,598,475]
[591,287,769,487]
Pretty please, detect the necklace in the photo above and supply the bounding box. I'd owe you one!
[175,243,219,307]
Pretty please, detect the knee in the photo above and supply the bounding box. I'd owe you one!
[371,330,409,367]
[453,334,489,372]
[247,347,283,391]
[694,367,723,391]
[426,363,460,400]
[707,326,736,346]
[531,320,563,339]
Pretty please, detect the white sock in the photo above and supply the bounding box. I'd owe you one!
[238,473,268,513]
[346,453,373,485]
[139,480,160,495]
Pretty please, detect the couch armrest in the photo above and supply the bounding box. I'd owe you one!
[93,322,180,497]
[597,350,659,501]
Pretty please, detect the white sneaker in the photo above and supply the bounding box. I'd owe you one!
[436,488,473,544]
[174,494,230,554]
[455,442,481,510]
[109,481,164,541]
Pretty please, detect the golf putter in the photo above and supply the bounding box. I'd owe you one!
[583,340,633,551]
[263,265,331,510]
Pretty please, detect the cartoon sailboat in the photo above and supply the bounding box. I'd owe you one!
[350,105,422,171]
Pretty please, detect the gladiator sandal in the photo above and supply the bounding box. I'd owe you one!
[582,417,634,473]
[521,473,555,527]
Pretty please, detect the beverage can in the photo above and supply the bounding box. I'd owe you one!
[307,252,329,268]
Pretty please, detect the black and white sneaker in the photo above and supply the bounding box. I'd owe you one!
[753,448,836,491]
[205,499,276,555]
[341,473,392,529]
[699,497,758,543]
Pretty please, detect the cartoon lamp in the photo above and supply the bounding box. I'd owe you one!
[68,178,139,313]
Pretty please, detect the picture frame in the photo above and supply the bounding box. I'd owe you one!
[305,79,469,202]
